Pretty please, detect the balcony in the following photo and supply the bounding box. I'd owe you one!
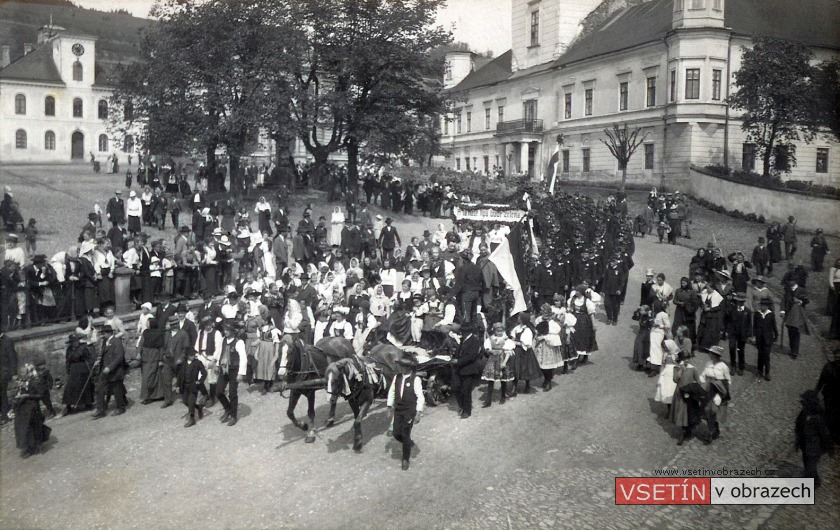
[496,119,543,134]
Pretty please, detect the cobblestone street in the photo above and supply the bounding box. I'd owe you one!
[1,206,836,529]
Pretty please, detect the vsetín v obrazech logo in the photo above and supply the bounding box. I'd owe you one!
[615,478,815,505]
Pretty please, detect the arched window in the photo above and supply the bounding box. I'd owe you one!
[73,60,83,81]
[45,131,56,150]
[98,134,108,152]
[98,100,108,120]
[15,129,27,149]
[15,94,26,115]
[124,100,134,121]
[123,134,135,153]
[73,98,83,117]
[45,96,55,116]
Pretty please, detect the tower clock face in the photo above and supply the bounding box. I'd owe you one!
[72,43,85,56]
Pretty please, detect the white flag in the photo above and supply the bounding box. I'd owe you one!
[489,237,528,316]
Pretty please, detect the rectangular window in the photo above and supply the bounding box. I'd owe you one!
[466,112,472,132]
[646,77,656,107]
[485,108,491,130]
[685,68,700,99]
[742,143,756,172]
[15,95,26,115]
[774,145,790,171]
[564,93,572,119]
[530,9,539,47]
[495,155,499,167]
[585,89,593,116]
[443,118,448,136]
[498,106,504,123]
[455,158,461,170]
[466,157,471,171]
[644,144,654,169]
[523,100,538,122]
[483,156,489,173]
[816,148,829,173]
[473,157,477,170]
[456,113,462,134]
[582,148,590,172]
[619,82,628,111]
[562,150,570,173]
[670,70,676,102]
[712,69,722,101]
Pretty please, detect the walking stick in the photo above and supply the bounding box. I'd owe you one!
[72,359,97,410]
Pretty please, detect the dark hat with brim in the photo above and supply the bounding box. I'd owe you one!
[32,254,48,264]
[752,275,767,284]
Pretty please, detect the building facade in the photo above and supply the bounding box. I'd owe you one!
[0,25,141,164]
[441,0,840,188]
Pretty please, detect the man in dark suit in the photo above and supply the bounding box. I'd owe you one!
[754,297,778,381]
[162,315,191,408]
[180,348,207,428]
[451,250,484,323]
[196,294,221,326]
[174,303,198,346]
[106,190,126,227]
[92,325,127,418]
[727,292,752,376]
[451,321,484,419]
[378,217,401,261]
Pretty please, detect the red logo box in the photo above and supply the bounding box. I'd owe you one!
[615,477,712,505]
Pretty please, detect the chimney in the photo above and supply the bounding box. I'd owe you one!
[24,43,34,55]
[1,45,9,68]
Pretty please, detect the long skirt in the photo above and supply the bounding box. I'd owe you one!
[14,398,51,453]
[572,313,598,353]
[481,350,514,382]
[97,274,115,308]
[697,309,723,349]
[254,340,277,382]
[512,346,542,381]
[632,329,651,368]
[534,338,564,369]
[62,362,93,408]
[669,391,701,429]
[140,349,164,401]
[655,364,677,404]
[329,223,344,247]
[128,216,141,234]
[648,329,666,366]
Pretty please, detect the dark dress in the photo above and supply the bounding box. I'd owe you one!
[672,288,699,341]
[14,378,52,454]
[669,363,702,429]
[62,344,94,409]
[571,306,598,353]
[767,226,783,263]
[511,326,542,382]
[632,307,652,368]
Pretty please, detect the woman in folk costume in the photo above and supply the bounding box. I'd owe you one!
[353,310,380,354]
[243,298,267,385]
[369,284,391,322]
[672,277,699,342]
[254,307,281,394]
[534,303,565,391]
[255,196,273,237]
[509,312,542,396]
[670,346,703,445]
[655,339,681,415]
[696,283,724,349]
[318,271,338,307]
[14,364,51,458]
[569,286,599,366]
[699,346,732,445]
[481,322,515,408]
[432,223,448,249]
[631,305,653,371]
[647,300,671,378]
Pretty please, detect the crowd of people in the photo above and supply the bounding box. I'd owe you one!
[0,177,836,480]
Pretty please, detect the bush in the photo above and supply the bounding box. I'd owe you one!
[702,165,840,199]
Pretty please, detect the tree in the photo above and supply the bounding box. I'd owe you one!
[806,58,840,143]
[729,37,815,176]
[600,123,648,193]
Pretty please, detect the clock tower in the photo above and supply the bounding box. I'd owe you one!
[37,24,98,86]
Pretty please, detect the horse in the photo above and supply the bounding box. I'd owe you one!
[281,336,354,443]
[324,355,379,452]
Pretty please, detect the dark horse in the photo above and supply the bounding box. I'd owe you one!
[281,336,354,443]
[324,355,379,451]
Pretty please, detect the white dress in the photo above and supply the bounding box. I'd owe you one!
[329,210,345,247]
[647,311,671,367]
[654,356,678,404]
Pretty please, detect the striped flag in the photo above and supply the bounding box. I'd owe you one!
[545,146,560,195]
[489,236,528,316]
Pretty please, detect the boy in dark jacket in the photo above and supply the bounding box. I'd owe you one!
[726,293,751,376]
[180,347,207,428]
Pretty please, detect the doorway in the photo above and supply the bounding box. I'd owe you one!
[71,131,84,159]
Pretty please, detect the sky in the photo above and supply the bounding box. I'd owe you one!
[70,0,513,56]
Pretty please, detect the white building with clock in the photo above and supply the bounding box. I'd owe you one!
[0,24,139,164]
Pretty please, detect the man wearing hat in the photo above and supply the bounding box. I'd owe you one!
[92,324,128,418]
[161,315,191,408]
[451,320,484,419]
[106,191,126,227]
[794,390,833,486]
[727,292,751,376]
[782,215,797,260]
[387,356,424,471]
[78,213,98,243]
[452,250,484,324]
[217,321,247,426]
[751,236,770,277]
[378,217,401,262]
[700,345,732,444]
[23,254,57,325]
[754,297,778,381]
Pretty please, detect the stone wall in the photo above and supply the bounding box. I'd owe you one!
[688,167,840,237]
